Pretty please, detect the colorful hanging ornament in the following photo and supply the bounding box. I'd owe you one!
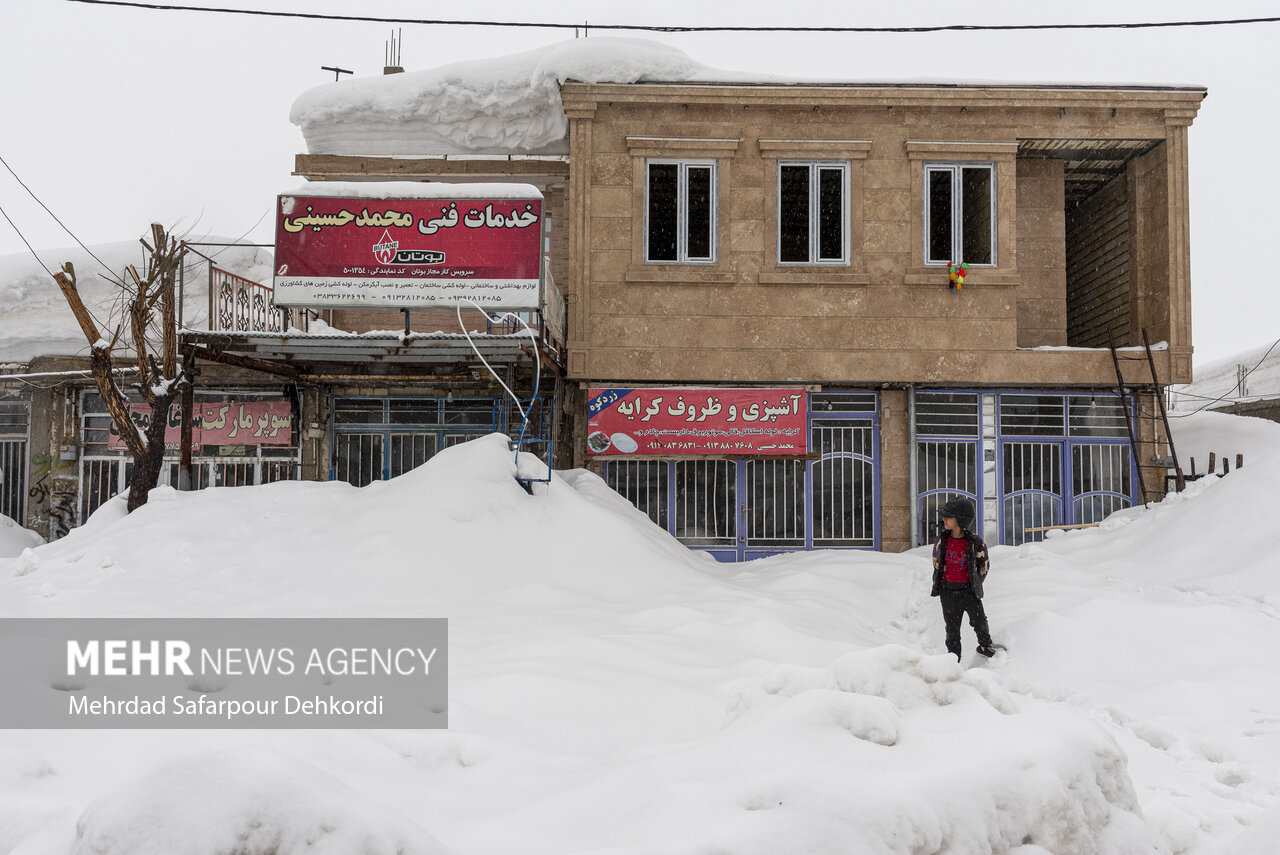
[948,261,969,292]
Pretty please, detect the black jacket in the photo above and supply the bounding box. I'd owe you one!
[930,530,990,599]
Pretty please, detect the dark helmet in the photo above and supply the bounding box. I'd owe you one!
[937,497,976,531]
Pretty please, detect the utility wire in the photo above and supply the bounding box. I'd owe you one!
[1168,337,1280,418]
[0,204,56,278]
[0,153,113,274]
[61,1,1280,33]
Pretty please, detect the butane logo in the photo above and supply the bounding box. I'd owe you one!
[68,640,194,676]
[391,249,445,265]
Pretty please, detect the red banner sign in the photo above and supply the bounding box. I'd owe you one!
[586,388,808,456]
[273,191,542,309]
[108,402,293,449]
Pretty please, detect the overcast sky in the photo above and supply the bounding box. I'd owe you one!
[2,0,1277,364]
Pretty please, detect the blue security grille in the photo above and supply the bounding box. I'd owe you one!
[996,392,1133,546]
[1001,440,1064,545]
[914,392,982,544]
[602,391,879,560]
[329,395,550,486]
[915,390,1135,546]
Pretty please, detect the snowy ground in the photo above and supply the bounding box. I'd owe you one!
[0,411,1277,854]
[0,513,43,558]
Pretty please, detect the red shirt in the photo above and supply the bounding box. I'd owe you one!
[942,536,971,583]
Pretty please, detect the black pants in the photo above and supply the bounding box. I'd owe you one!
[940,584,992,660]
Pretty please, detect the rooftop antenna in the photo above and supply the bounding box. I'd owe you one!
[384,28,404,75]
[321,66,353,82]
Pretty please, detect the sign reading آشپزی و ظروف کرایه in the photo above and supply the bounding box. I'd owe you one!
[272,192,543,310]
[586,388,808,456]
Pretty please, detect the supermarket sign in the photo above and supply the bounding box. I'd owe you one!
[586,388,807,456]
[108,402,293,449]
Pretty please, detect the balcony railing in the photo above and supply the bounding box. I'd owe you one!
[196,259,565,357]
[208,267,311,334]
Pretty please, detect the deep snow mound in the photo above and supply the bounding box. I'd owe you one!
[0,512,43,558]
[2,434,707,617]
[72,748,449,855]
[701,645,1159,854]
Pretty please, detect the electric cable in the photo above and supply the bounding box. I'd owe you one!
[1168,336,1280,417]
[0,204,55,278]
[0,153,113,275]
[61,1,1280,34]
[455,302,548,477]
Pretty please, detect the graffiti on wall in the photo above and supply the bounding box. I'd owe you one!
[27,451,77,540]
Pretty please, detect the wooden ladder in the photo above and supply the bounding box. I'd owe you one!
[1108,328,1185,504]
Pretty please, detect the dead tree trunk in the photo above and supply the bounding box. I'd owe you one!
[54,224,190,513]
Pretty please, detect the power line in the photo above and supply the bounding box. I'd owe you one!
[0,204,56,278]
[0,153,114,274]
[1168,337,1280,418]
[61,1,1280,34]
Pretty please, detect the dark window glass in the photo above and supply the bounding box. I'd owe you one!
[809,392,877,413]
[1002,441,1062,494]
[0,402,28,436]
[927,169,953,263]
[647,163,679,261]
[818,167,844,260]
[388,398,440,425]
[745,458,805,546]
[605,460,669,530]
[779,165,810,262]
[686,165,713,260]
[1000,395,1066,436]
[333,398,384,425]
[961,167,993,265]
[1067,395,1129,438]
[915,392,980,436]
[442,399,495,426]
[673,459,736,545]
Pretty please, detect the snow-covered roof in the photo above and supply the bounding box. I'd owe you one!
[0,238,272,364]
[290,39,713,157]
[290,37,1204,159]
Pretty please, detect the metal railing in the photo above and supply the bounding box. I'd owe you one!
[193,256,565,352]
[208,267,310,334]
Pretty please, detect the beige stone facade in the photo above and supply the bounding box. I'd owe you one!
[559,83,1202,389]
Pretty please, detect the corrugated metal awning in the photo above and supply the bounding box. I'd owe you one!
[1018,138,1162,203]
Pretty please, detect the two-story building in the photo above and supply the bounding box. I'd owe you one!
[293,39,1203,556]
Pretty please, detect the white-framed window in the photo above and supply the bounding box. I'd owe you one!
[645,159,716,263]
[778,161,848,265]
[924,163,996,266]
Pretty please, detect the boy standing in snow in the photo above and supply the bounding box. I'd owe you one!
[929,497,998,661]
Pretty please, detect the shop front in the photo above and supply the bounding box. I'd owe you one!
[589,386,1138,558]
[80,390,301,522]
[588,387,880,560]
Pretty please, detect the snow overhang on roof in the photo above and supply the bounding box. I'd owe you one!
[290,37,1206,160]
[290,38,712,158]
